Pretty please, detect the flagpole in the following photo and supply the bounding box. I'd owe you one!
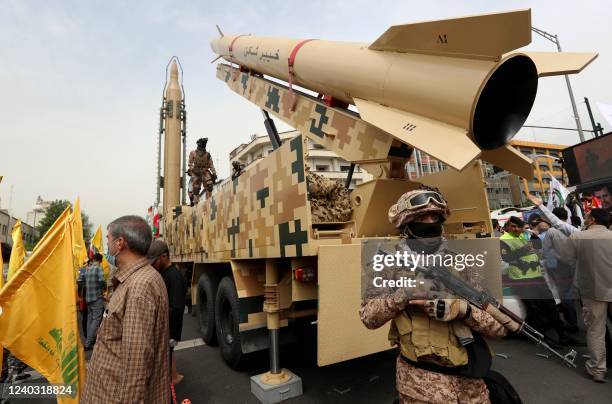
[532,27,586,142]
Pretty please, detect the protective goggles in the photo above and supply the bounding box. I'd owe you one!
[403,191,447,210]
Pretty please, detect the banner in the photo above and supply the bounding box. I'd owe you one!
[7,220,25,281]
[70,197,88,269]
[0,221,86,402]
[33,206,71,252]
[89,225,110,280]
[546,174,570,209]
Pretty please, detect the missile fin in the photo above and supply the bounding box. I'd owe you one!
[354,98,480,171]
[517,51,598,77]
[368,9,531,59]
[480,145,533,178]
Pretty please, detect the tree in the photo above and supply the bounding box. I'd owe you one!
[34,200,93,244]
[81,212,92,243]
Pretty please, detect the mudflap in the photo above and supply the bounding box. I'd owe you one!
[317,243,391,366]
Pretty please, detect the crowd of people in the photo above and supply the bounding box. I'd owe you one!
[1,185,610,401]
[78,215,188,403]
[495,193,612,384]
[360,186,612,403]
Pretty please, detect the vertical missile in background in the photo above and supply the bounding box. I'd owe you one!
[160,58,185,212]
[210,9,597,176]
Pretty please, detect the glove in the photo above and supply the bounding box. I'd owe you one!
[423,299,469,322]
[187,168,193,176]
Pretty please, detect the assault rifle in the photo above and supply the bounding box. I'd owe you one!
[375,247,578,368]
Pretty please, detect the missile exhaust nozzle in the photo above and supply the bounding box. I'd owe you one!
[472,55,538,150]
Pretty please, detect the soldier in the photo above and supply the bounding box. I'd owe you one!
[187,137,217,205]
[231,160,245,180]
[360,187,508,403]
[307,172,351,223]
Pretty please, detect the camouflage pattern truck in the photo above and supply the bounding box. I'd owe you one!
[161,13,597,391]
[163,63,505,370]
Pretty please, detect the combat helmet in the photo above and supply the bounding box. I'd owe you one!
[388,186,450,229]
[196,137,208,149]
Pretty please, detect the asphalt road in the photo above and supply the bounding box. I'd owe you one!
[173,312,612,404]
[10,311,612,403]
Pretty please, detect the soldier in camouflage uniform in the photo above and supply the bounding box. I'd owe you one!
[307,172,351,223]
[188,137,217,205]
[231,160,245,180]
[360,187,507,404]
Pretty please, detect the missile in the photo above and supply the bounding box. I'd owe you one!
[210,9,597,173]
[162,58,184,211]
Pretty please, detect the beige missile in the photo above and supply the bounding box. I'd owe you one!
[211,9,597,174]
[162,59,183,211]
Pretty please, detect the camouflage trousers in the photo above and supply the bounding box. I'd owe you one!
[396,357,490,404]
[190,174,214,204]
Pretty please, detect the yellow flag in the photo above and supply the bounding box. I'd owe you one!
[0,238,3,289]
[0,176,3,369]
[33,206,71,252]
[70,197,88,268]
[0,237,2,369]
[90,225,110,280]
[7,220,26,281]
[0,220,86,402]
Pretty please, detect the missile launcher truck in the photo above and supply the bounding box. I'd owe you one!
[159,10,596,386]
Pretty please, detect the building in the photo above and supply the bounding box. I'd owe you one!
[510,140,567,198]
[229,131,568,208]
[404,149,519,209]
[25,196,52,227]
[0,209,37,246]
[481,162,523,210]
[405,149,448,180]
[229,130,373,188]
[403,139,568,209]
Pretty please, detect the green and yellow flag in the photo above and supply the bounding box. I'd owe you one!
[90,225,110,280]
[0,219,86,402]
[7,220,25,281]
[70,197,88,269]
[33,206,71,252]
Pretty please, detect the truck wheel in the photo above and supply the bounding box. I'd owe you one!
[215,276,243,369]
[197,272,218,346]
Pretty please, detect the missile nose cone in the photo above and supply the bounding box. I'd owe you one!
[170,60,179,81]
[210,38,221,55]
[165,58,182,97]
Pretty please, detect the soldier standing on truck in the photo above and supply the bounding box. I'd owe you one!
[360,187,508,403]
[187,137,217,205]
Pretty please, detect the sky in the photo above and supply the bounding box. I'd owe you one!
[0,0,611,234]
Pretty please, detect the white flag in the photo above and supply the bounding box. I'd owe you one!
[596,102,612,128]
[547,174,573,223]
[547,174,570,209]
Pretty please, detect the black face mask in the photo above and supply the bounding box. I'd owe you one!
[406,221,443,238]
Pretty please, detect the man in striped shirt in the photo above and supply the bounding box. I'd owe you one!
[78,253,106,350]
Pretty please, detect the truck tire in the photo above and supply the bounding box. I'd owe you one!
[197,272,218,346]
[215,276,243,369]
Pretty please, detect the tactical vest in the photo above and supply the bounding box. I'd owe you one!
[500,233,543,280]
[388,310,469,367]
[193,150,211,174]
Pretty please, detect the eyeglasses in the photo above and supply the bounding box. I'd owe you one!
[403,191,447,210]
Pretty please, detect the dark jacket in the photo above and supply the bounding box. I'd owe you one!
[162,264,188,341]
